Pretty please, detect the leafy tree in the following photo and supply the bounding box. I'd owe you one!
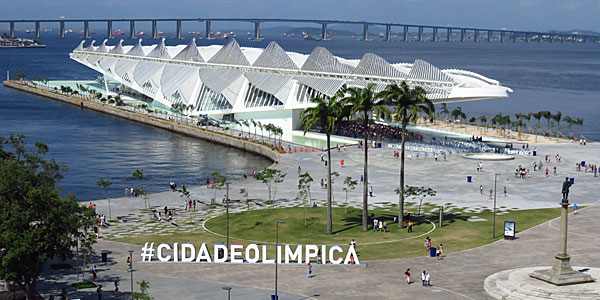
[95,177,113,220]
[300,92,345,234]
[379,82,433,228]
[397,185,436,217]
[130,280,154,300]
[342,176,358,215]
[296,172,314,227]
[132,169,149,208]
[254,168,286,206]
[0,134,96,300]
[343,83,390,231]
[210,171,228,203]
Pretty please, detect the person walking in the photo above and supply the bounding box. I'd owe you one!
[113,281,119,296]
[369,185,373,197]
[373,218,378,231]
[573,203,578,215]
[298,166,302,175]
[425,271,431,287]
[545,167,549,177]
[96,285,102,300]
[407,220,413,233]
[92,265,97,281]
[480,185,483,195]
[405,268,412,284]
[306,263,312,278]
[421,271,427,286]
[504,187,507,197]
[340,159,344,168]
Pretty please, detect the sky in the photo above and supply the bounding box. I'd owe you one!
[2,0,600,32]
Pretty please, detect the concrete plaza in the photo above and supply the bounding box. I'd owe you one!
[45,140,600,299]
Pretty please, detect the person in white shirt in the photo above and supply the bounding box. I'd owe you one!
[425,272,431,287]
[421,271,427,286]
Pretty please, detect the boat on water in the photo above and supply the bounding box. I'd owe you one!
[303,33,321,41]
[0,37,45,48]
[136,31,145,36]
[113,29,125,36]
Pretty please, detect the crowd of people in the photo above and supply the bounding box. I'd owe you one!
[335,121,424,142]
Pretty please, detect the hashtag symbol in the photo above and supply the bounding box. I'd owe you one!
[140,242,155,262]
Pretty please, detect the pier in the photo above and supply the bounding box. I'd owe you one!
[1,17,598,44]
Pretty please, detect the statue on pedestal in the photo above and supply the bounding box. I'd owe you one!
[561,177,571,203]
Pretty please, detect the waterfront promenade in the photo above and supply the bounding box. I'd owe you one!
[6,80,600,299]
[51,140,598,299]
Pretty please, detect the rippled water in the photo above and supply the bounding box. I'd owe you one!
[1,34,599,199]
[0,78,271,201]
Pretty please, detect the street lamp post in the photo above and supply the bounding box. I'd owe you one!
[128,250,134,293]
[275,220,285,300]
[226,182,230,250]
[493,173,500,238]
[222,286,232,300]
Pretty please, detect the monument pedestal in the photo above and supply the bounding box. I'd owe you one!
[530,201,595,285]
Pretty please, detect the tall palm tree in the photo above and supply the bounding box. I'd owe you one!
[478,115,488,131]
[540,111,552,134]
[256,121,264,142]
[379,82,433,228]
[575,118,584,139]
[300,93,345,234]
[342,83,389,231]
[523,113,532,133]
[439,103,449,122]
[450,107,466,127]
[530,112,542,142]
[563,116,574,138]
[250,119,257,140]
[551,112,562,137]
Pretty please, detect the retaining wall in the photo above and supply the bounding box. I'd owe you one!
[3,80,279,163]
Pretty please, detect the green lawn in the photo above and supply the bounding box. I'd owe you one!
[111,205,563,261]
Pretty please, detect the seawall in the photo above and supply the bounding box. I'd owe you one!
[3,80,280,163]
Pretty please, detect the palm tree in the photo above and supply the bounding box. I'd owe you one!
[264,123,273,143]
[379,82,433,228]
[250,119,257,140]
[300,92,345,234]
[551,112,562,137]
[540,111,552,134]
[256,121,264,142]
[575,118,584,139]
[342,83,389,231]
[530,112,542,142]
[563,116,574,138]
[439,103,449,123]
[523,113,532,134]
[450,107,466,127]
[241,120,250,138]
[478,115,488,132]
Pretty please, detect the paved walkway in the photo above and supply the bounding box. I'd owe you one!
[62,140,600,299]
[52,204,598,299]
[91,142,600,241]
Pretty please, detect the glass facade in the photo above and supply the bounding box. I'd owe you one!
[195,85,232,111]
[244,84,283,108]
